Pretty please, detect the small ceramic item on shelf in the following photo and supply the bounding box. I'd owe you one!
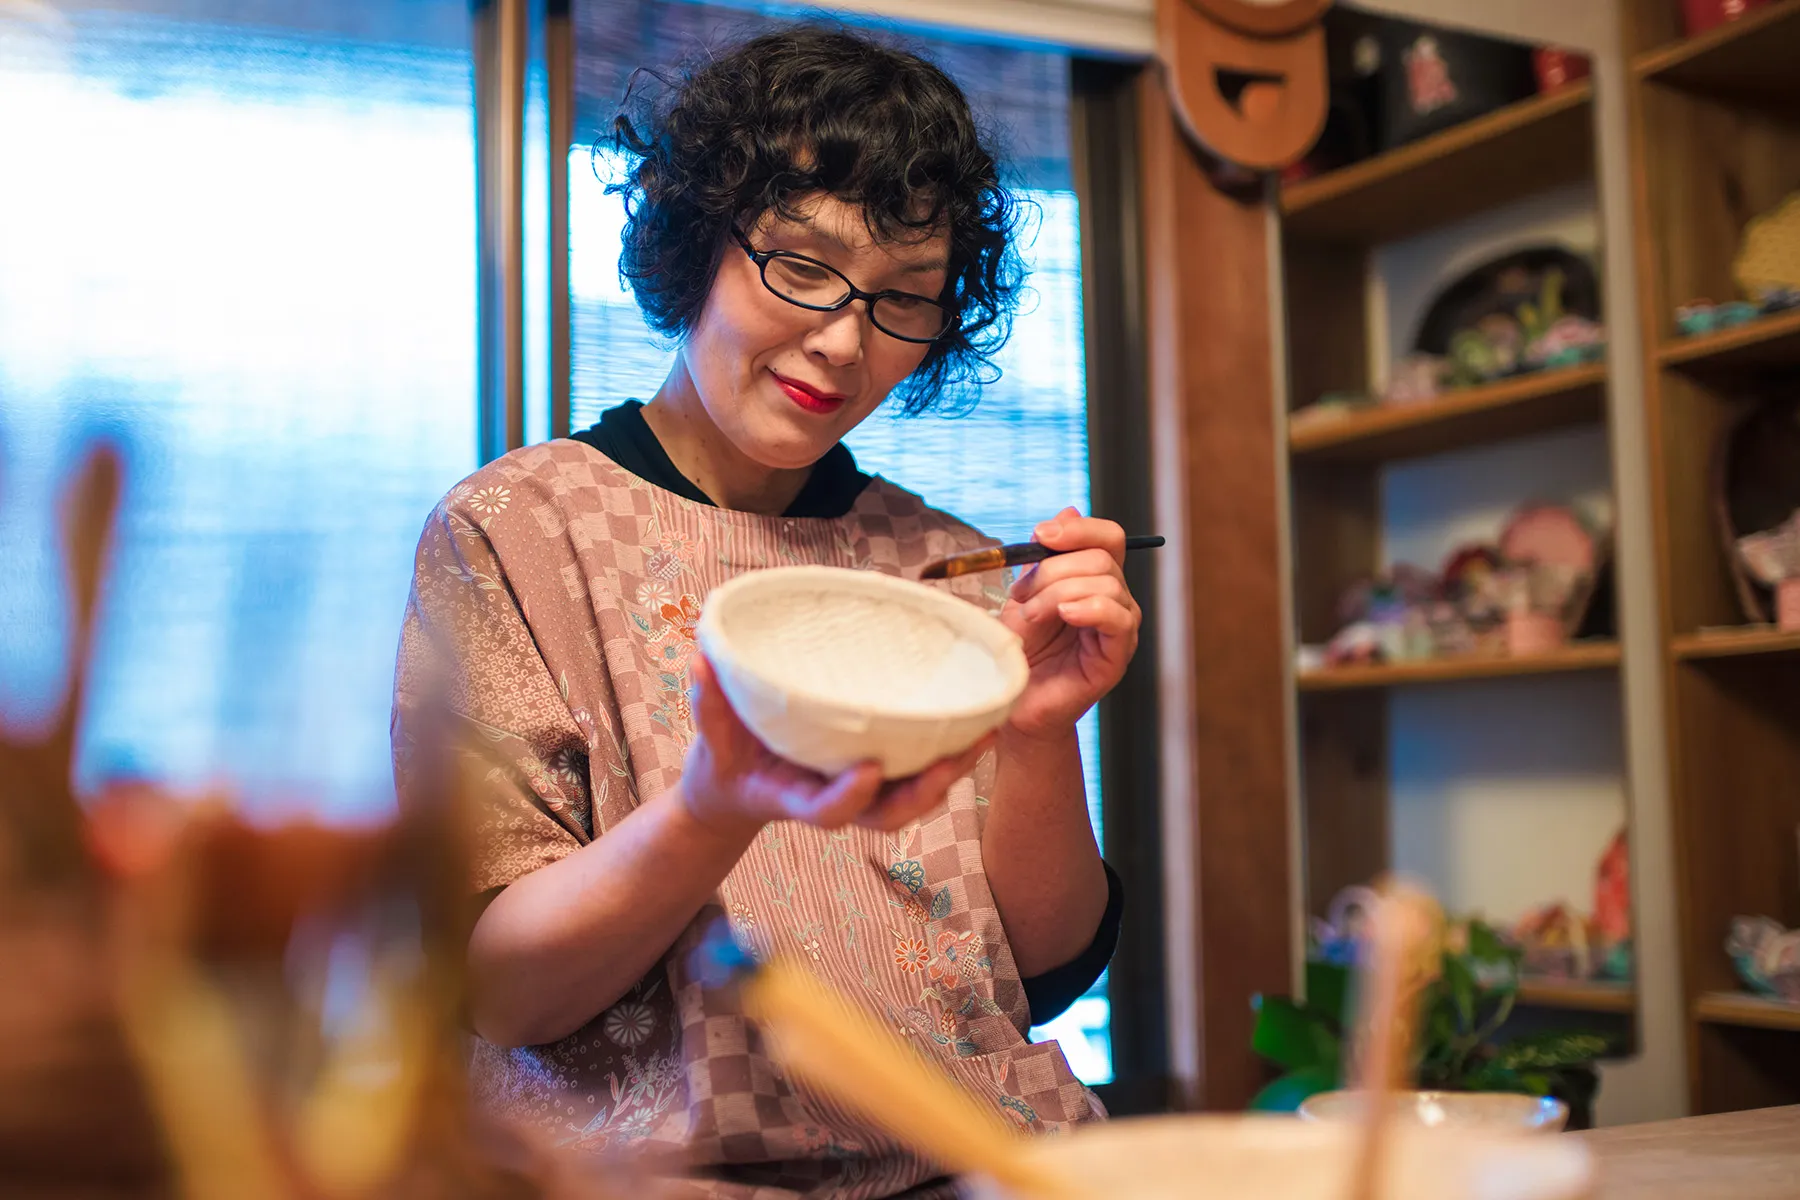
[1497,504,1600,655]
[1727,916,1800,1003]
[1291,391,1377,435]
[1676,299,1718,337]
[1526,314,1606,371]
[1737,509,1800,632]
[1532,48,1590,93]
[1591,829,1633,980]
[1682,0,1769,37]
[1736,191,1800,298]
[696,565,1027,779]
[1385,354,1445,405]
[1757,284,1800,314]
[1299,1091,1570,1135]
[1414,248,1601,387]
[1715,300,1761,329]
[1713,398,1800,624]
[1513,904,1593,981]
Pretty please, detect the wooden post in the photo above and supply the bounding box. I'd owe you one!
[1139,69,1297,1111]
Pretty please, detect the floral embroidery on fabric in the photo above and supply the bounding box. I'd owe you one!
[893,935,929,974]
[887,860,925,893]
[998,1095,1039,1129]
[467,485,512,515]
[561,1048,684,1151]
[657,594,702,645]
[602,1001,656,1048]
[634,579,674,609]
[929,929,991,988]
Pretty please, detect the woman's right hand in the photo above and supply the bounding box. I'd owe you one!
[679,655,989,837]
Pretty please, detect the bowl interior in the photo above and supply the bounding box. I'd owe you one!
[709,569,1021,718]
[1298,1089,1569,1133]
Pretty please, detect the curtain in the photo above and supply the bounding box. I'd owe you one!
[0,0,478,819]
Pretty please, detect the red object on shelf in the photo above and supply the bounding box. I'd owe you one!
[1780,578,1800,632]
[1533,48,1591,93]
[1681,0,1770,36]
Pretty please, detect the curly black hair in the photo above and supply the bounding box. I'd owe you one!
[606,23,1026,414]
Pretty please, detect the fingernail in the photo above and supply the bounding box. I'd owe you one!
[1035,522,1061,542]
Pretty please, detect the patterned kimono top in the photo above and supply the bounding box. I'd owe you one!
[392,439,1103,1199]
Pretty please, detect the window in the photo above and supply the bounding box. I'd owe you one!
[568,0,1111,1083]
[0,2,478,820]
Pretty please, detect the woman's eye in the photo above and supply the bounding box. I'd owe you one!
[884,295,923,311]
[773,256,833,285]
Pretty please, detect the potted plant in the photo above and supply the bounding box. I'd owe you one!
[1249,916,1610,1129]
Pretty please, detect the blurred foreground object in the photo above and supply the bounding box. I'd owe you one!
[0,443,627,1199]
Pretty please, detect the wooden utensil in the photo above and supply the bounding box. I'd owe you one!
[1346,883,1439,1200]
[700,932,1070,1198]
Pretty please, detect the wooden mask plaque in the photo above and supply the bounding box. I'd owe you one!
[1158,0,1332,171]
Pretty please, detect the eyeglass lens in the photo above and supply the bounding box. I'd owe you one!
[762,253,950,342]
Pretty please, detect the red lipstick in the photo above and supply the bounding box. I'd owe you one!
[772,371,846,415]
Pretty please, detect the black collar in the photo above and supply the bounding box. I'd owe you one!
[569,401,872,519]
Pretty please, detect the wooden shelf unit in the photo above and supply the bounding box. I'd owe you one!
[1658,309,1800,376]
[1276,13,1633,1008]
[1280,83,1594,246]
[1298,644,1621,693]
[1518,979,1638,1015]
[1696,991,1800,1033]
[1672,628,1800,661]
[1626,0,1800,1117]
[1289,366,1607,463]
[1634,1,1800,114]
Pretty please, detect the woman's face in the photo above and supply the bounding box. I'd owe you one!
[678,193,951,471]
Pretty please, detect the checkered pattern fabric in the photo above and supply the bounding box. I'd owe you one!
[395,441,1102,1198]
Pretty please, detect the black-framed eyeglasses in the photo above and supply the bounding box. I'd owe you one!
[730,227,955,344]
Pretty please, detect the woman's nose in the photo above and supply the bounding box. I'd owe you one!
[805,302,868,366]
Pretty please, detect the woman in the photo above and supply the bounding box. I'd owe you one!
[393,24,1141,1197]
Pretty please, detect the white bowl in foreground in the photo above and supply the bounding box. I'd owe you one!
[695,565,1028,780]
[1299,1089,1570,1134]
[964,1113,1594,1200]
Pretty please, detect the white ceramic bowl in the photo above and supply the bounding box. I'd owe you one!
[695,565,1028,780]
[1299,1089,1570,1134]
[964,1114,1594,1200]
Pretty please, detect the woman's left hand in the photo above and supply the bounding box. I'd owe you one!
[998,507,1141,741]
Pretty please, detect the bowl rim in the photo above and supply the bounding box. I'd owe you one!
[1296,1089,1570,1128]
[696,565,1029,723]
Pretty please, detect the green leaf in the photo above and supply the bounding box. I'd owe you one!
[1305,960,1352,1030]
[1494,1032,1610,1071]
[1466,920,1511,965]
[1443,953,1477,1032]
[1248,1065,1338,1112]
[929,887,952,921]
[1251,996,1338,1071]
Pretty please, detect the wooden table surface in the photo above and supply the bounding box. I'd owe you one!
[1576,1105,1800,1198]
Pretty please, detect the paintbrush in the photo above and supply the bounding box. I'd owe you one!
[919,535,1165,581]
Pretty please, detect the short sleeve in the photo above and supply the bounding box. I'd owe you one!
[392,501,597,895]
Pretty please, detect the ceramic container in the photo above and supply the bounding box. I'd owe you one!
[696,565,1028,780]
[963,1113,1593,1200]
[1682,0,1769,37]
[1299,1089,1571,1134]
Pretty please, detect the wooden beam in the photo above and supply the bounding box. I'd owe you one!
[1139,68,1295,1112]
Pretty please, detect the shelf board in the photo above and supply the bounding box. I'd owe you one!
[1672,627,1800,661]
[1280,84,1593,246]
[1297,642,1622,692]
[1289,366,1606,464]
[1695,990,1800,1033]
[1658,309,1800,376]
[1517,979,1636,1014]
[1634,2,1800,113]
